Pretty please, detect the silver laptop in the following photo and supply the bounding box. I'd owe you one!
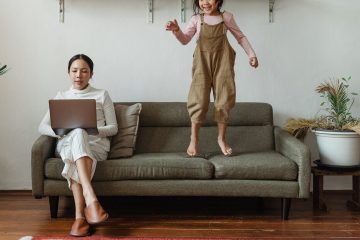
[49,99,99,136]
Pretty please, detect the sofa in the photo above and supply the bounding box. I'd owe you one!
[31,102,310,220]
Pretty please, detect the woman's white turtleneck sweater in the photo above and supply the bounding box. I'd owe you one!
[38,84,118,151]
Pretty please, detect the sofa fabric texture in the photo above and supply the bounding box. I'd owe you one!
[209,151,298,180]
[32,102,311,202]
[45,153,214,181]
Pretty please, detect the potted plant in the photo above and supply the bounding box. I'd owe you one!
[284,76,360,166]
[0,63,9,76]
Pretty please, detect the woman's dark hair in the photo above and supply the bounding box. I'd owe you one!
[68,54,94,73]
[193,0,223,14]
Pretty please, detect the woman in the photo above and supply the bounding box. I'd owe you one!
[39,54,118,237]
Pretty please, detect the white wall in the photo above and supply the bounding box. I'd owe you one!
[0,0,359,190]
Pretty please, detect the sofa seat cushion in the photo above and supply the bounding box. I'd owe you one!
[44,153,214,181]
[209,151,298,180]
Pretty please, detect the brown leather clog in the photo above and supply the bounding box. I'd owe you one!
[69,218,90,237]
[84,201,109,225]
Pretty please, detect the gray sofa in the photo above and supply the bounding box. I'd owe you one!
[31,102,310,220]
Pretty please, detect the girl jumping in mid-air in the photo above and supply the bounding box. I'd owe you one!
[166,0,258,156]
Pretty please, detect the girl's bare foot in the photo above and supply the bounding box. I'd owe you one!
[187,138,198,157]
[218,138,232,156]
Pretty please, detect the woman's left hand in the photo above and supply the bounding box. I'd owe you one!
[249,57,258,68]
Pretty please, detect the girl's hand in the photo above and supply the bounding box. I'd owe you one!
[166,19,180,32]
[249,57,259,68]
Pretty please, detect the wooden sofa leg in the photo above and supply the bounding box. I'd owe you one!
[49,196,59,218]
[281,198,291,220]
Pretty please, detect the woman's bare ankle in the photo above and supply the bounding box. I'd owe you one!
[83,189,97,207]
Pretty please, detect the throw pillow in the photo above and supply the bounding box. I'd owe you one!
[108,103,142,159]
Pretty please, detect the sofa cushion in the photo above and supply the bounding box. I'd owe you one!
[134,102,274,154]
[209,151,298,180]
[135,127,190,153]
[135,126,274,154]
[44,153,214,181]
[108,103,142,159]
[136,102,273,127]
[198,125,274,154]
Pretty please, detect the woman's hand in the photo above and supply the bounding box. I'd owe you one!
[166,19,180,33]
[249,57,259,68]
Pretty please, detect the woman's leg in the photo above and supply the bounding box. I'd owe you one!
[187,122,201,156]
[71,180,86,218]
[75,156,98,206]
[59,128,107,226]
[70,179,90,237]
[76,156,108,224]
[217,122,232,156]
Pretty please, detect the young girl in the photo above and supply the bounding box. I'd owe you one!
[166,0,258,157]
[39,54,118,237]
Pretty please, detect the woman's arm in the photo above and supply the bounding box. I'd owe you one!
[97,91,118,138]
[38,110,59,138]
[38,92,61,138]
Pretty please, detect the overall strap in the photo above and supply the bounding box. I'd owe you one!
[200,13,205,25]
[220,12,226,34]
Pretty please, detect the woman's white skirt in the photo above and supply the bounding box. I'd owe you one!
[55,128,108,188]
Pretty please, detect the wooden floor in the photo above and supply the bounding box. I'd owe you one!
[1,191,360,240]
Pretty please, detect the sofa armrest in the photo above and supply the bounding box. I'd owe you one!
[31,135,56,197]
[274,126,311,198]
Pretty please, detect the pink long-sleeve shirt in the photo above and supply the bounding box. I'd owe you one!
[173,11,256,58]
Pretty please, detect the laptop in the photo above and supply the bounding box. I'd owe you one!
[49,99,99,136]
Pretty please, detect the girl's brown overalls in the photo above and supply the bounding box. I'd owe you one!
[187,13,236,123]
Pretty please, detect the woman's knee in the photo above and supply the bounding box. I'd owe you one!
[71,128,88,136]
[76,156,93,165]
[69,128,89,147]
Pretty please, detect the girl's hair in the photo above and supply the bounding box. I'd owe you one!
[68,54,94,73]
[193,0,223,14]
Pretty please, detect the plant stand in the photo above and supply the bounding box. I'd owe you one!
[312,165,360,211]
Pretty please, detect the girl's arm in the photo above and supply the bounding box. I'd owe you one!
[166,16,198,45]
[224,12,257,59]
[97,91,118,138]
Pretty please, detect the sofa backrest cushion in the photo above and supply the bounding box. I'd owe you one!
[126,102,274,154]
[136,102,273,127]
[135,125,274,154]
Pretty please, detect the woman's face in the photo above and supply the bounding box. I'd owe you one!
[69,59,93,90]
[199,0,219,15]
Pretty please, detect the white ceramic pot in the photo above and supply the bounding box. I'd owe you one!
[312,129,360,166]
